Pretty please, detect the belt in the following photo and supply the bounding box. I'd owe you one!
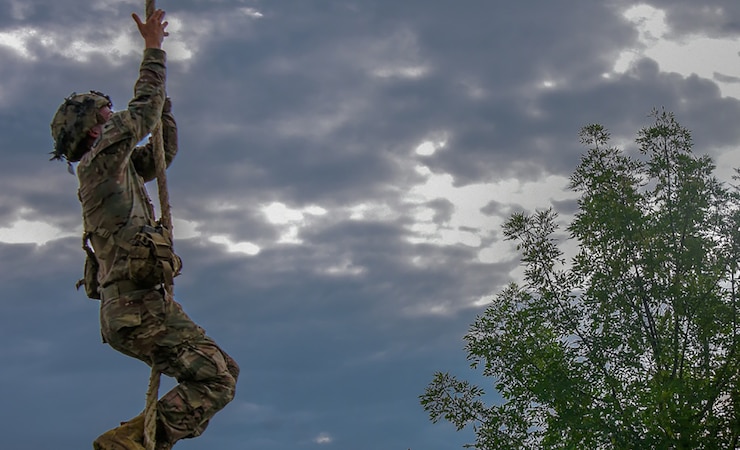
[100,280,151,301]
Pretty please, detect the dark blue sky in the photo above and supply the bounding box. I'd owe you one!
[1,1,740,449]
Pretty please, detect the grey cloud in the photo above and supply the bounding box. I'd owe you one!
[644,0,740,37]
[714,71,740,84]
[425,198,455,224]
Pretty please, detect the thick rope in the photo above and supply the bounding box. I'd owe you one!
[143,1,169,449]
[143,365,161,450]
[147,0,172,233]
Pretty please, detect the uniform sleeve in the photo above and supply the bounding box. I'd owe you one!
[86,48,170,179]
[126,48,167,143]
[132,98,178,182]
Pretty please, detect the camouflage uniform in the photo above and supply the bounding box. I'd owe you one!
[74,48,239,447]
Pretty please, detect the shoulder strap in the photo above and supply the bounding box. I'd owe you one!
[85,225,140,261]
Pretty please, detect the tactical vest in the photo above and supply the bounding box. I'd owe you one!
[77,158,180,300]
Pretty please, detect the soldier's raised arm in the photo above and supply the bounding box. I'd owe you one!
[124,9,170,144]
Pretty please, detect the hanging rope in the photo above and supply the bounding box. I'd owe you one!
[143,1,170,449]
[143,364,160,450]
[147,1,172,234]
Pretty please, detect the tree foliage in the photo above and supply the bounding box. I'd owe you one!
[421,110,740,449]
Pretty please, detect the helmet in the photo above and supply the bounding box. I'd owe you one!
[50,90,112,162]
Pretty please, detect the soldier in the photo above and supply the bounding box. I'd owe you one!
[50,9,239,450]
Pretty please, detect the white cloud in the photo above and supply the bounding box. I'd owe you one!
[239,7,264,18]
[263,202,306,225]
[402,300,458,317]
[261,202,328,244]
[348,202,396,221]
[414,138,447,157]
[713,147,740,183]
[172,218,202,240]
[477,240,519,264]
[0,25,140,63]
[614,4,740,99]
[0,219,77,245]
[372,65,429,79]
[623,4,669,43]
[414,141,436,156]
[91,0,139,13]
[153,217,263,255]
[318,257,366,277]
[313,432,333,444]
[355,28,429,80]
[402,165,576,258]
[191,200,329,249]
[0,28,38,59]
[208,235,261,256]
[0,6,264,65]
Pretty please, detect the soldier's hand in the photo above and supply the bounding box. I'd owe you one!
[132,9,169,49]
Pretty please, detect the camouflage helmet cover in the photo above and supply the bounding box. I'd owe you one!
[50,91,112,162]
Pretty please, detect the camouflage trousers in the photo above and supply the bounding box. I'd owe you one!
[99,287,239,446]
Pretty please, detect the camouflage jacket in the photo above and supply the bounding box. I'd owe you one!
[77,48,178,288]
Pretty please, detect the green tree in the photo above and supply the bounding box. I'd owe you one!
[421,110,740,449]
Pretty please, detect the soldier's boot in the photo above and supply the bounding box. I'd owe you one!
[92,414,145,450]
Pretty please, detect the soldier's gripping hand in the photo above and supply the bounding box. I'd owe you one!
[132,9,169,49]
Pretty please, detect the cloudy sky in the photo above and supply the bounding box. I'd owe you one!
[1,1,740,449]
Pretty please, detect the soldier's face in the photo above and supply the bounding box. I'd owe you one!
[88,106,113,139]
[99,105,113,122]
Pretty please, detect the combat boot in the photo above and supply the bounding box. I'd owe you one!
[92,414,145,450]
